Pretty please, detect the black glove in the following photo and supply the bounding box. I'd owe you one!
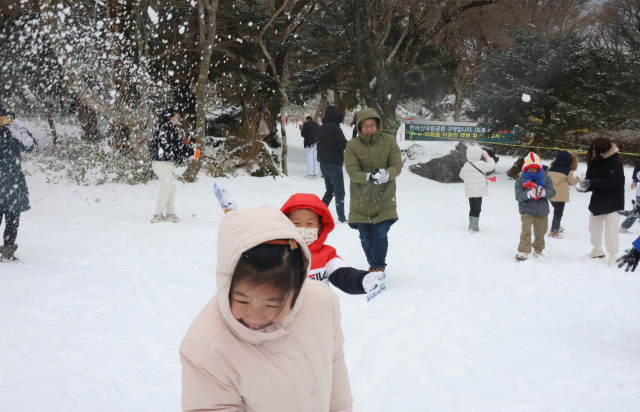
[617,247,640,272]
[576,179,590,193]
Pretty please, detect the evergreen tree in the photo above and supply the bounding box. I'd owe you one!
[470,29,640,141]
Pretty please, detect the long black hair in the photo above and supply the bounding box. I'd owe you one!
[587,137,612,164]
[230,243,306,314]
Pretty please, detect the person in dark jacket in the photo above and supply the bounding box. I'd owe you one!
[300,113,319,178]
[619,155,640,233]
[316,106,348,223]
[0,104,38,261]
[149,108,194,223]
[576,137,624,266]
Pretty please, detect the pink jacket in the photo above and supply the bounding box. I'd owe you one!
[180,205,353,412]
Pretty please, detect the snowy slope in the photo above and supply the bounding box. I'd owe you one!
[2,124,640,412]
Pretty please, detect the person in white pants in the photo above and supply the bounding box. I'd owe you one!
[149,108,195,223]
[152,161,176,219]
[576,138,625,267]
[305,144,318,177]
[300,113,319,179]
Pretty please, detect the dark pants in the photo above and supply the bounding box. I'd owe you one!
[356,219,396,270]
[469,197,482,217]
[621,195,640,229]
[550,201,565,233]
[0,212,20,245]
[320,162,346,222]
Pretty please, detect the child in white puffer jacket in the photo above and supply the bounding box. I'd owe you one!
[459,146,496,233]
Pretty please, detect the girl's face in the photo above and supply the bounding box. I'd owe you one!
[230,281,293,331]
[171,113,180,125]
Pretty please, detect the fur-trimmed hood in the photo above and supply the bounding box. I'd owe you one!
[603,144,619,159]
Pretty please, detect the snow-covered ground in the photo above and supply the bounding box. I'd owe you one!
[2,123,640,411]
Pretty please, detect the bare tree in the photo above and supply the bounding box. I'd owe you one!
[183,0,219,182]
[255,0,315,176]
[40,0,179,157]
[316,0,500,129]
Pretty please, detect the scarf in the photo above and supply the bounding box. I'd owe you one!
[522,169,545,188]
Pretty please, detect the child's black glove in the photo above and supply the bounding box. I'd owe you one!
[617,247,640,272]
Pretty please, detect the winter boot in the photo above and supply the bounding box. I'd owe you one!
[589,248,605,258]
[549,231,564,239]
[151,214,167,223]
[470,216,480,233]
[165,214,180,223]
[609,255,618,267]
[0,244,18,262]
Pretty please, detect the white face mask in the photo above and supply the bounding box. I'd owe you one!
[297,227,319,245]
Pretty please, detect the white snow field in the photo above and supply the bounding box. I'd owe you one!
[2,123,640,412]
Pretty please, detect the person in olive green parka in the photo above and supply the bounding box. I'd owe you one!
[344,108,402,271]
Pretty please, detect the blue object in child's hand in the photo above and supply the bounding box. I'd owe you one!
[214,182,238,212]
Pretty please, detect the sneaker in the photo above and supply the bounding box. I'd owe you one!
[619,227,631,234]
[165,214,180,223]
[549,232,564,239]
[515,252,528,261]
[533,249,543,257]
[609,255,618,267]
[362,271,386,301]
[558,227,565,233]
[589,248,605,258]
[151,214,166,223]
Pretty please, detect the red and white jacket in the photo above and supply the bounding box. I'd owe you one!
[281,193,351,285]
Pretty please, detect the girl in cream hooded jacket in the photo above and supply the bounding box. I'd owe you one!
[179,205,353,412]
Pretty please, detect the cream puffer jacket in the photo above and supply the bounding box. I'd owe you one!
[459,146,496,198]
[180,205,353,412]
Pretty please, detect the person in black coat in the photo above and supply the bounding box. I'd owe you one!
[149,108,194,223]
[0,104,38,261]
[300,114,319,178]
[316,105,347,223]
[576,137,624,266]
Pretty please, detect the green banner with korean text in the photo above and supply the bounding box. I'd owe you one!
[405,122,519,143]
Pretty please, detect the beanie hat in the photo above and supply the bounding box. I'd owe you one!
[522,152,542,172]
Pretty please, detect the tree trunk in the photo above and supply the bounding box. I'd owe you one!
[75,96,101,142]
[258,0,290,176]
[106,0,134,145]
[183,0,219,182]
[47,113,58,145]
[314,93,328,122]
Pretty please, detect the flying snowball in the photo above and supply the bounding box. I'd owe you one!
[147,6,158,24]
[522,93,531,103]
